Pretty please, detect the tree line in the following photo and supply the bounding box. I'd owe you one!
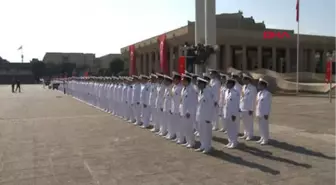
[31,58,128,80]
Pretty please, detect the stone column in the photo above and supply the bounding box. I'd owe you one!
[322,50,327,73]
[205,0,217,70]
[224,44,232,71]
[169,47,174,75]
[309,49,316,72]
[285,48,291,73]
[272,47,276,71]
[155,50,160,72]
[242,46,247,71]
[194,0,205,75]
[257,46,262,69]
[136,56,141,75]
[148,52,152,74]
[142,54,145,74]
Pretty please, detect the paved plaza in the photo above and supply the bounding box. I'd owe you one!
[0,85,334,185]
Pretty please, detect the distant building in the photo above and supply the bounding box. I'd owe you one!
[0,63,34,84]
[42,52,96,67]
[121,12,335,75]
[96,53,122,69]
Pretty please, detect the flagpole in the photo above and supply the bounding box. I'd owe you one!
[296,0,300,94]
[296,21,299,94]
[21,47,24,63]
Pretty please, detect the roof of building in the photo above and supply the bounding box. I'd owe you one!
[120,11,335,53]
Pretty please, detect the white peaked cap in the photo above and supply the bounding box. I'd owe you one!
[197,77,209,83]
[258,78,268,84]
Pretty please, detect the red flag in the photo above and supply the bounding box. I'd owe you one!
[296,0,300,22]
[129,45,136,75]
[84,71,89,77]
[158,34,168,74]
[72,70,76,76]
[178,56,186,74]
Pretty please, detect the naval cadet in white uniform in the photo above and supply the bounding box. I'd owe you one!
[180,74,198,148]
[208,69,221,131]
[222,78,240,149]
[152,73,165,133]
[162,75,173,138]
[149,74,158,128]
[168,71,183,140]
[239,74,257,140]
[195,77,215,153]
[140,75,151,128]
[256,78,272,145]
[231,72,242,96]
[218,73,228,132]
[132,76,142,125]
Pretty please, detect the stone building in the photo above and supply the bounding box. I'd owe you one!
[0,63,34,84]
[96,54,122,69]
[120,12,335,76]
[42,52,96,67]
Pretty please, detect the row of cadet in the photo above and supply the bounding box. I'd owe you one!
[56,69,271,153]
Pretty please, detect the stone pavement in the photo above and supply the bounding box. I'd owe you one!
[0,85,334,185]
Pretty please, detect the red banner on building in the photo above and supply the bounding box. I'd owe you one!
[129,45,136,75]
[326,61,332,83]
[178,56,186,74]
[159,34,168,74]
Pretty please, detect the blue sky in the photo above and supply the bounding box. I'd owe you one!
[0,0,334,62]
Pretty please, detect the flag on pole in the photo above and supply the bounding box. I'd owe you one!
[17,45,23,50]
[296,0,300,22]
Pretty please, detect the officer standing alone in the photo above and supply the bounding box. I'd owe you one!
[256,78,272,145]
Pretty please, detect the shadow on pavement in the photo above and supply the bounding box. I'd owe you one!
[237,143,312,168]
[206,149,280,175]
[268,139,336,160]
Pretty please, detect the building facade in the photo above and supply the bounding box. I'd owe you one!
[42,52,96,67]
[0,63,34,84]
[120,12,335,76]
[96,53,122,69]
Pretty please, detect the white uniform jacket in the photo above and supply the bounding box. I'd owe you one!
[240,84,257,111]
[256,90,272,117]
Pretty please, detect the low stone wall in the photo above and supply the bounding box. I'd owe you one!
[227,68,335,94]
[0,75,35,84]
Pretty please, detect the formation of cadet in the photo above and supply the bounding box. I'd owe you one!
[54,69,272,153]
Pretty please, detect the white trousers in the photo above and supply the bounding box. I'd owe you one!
[126,103,134,121]
[212,106,219,129]
[160,111,169,134]
[184,115,195,146]
[167,112,176,137]
[152,107,160,130]
[134,104,141,124]
[258,116,269,142]
[142,105,151,127]
[200,120,212,150]
[176,114,185,143]
[242,111,254,138]
[226,118,238,145]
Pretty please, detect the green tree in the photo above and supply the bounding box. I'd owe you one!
[31,59,46,80]
[108,58,124,75]
[60,62,76,77]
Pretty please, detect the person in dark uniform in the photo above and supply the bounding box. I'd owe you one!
[15,79,21,93]
[11,78,16,93]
